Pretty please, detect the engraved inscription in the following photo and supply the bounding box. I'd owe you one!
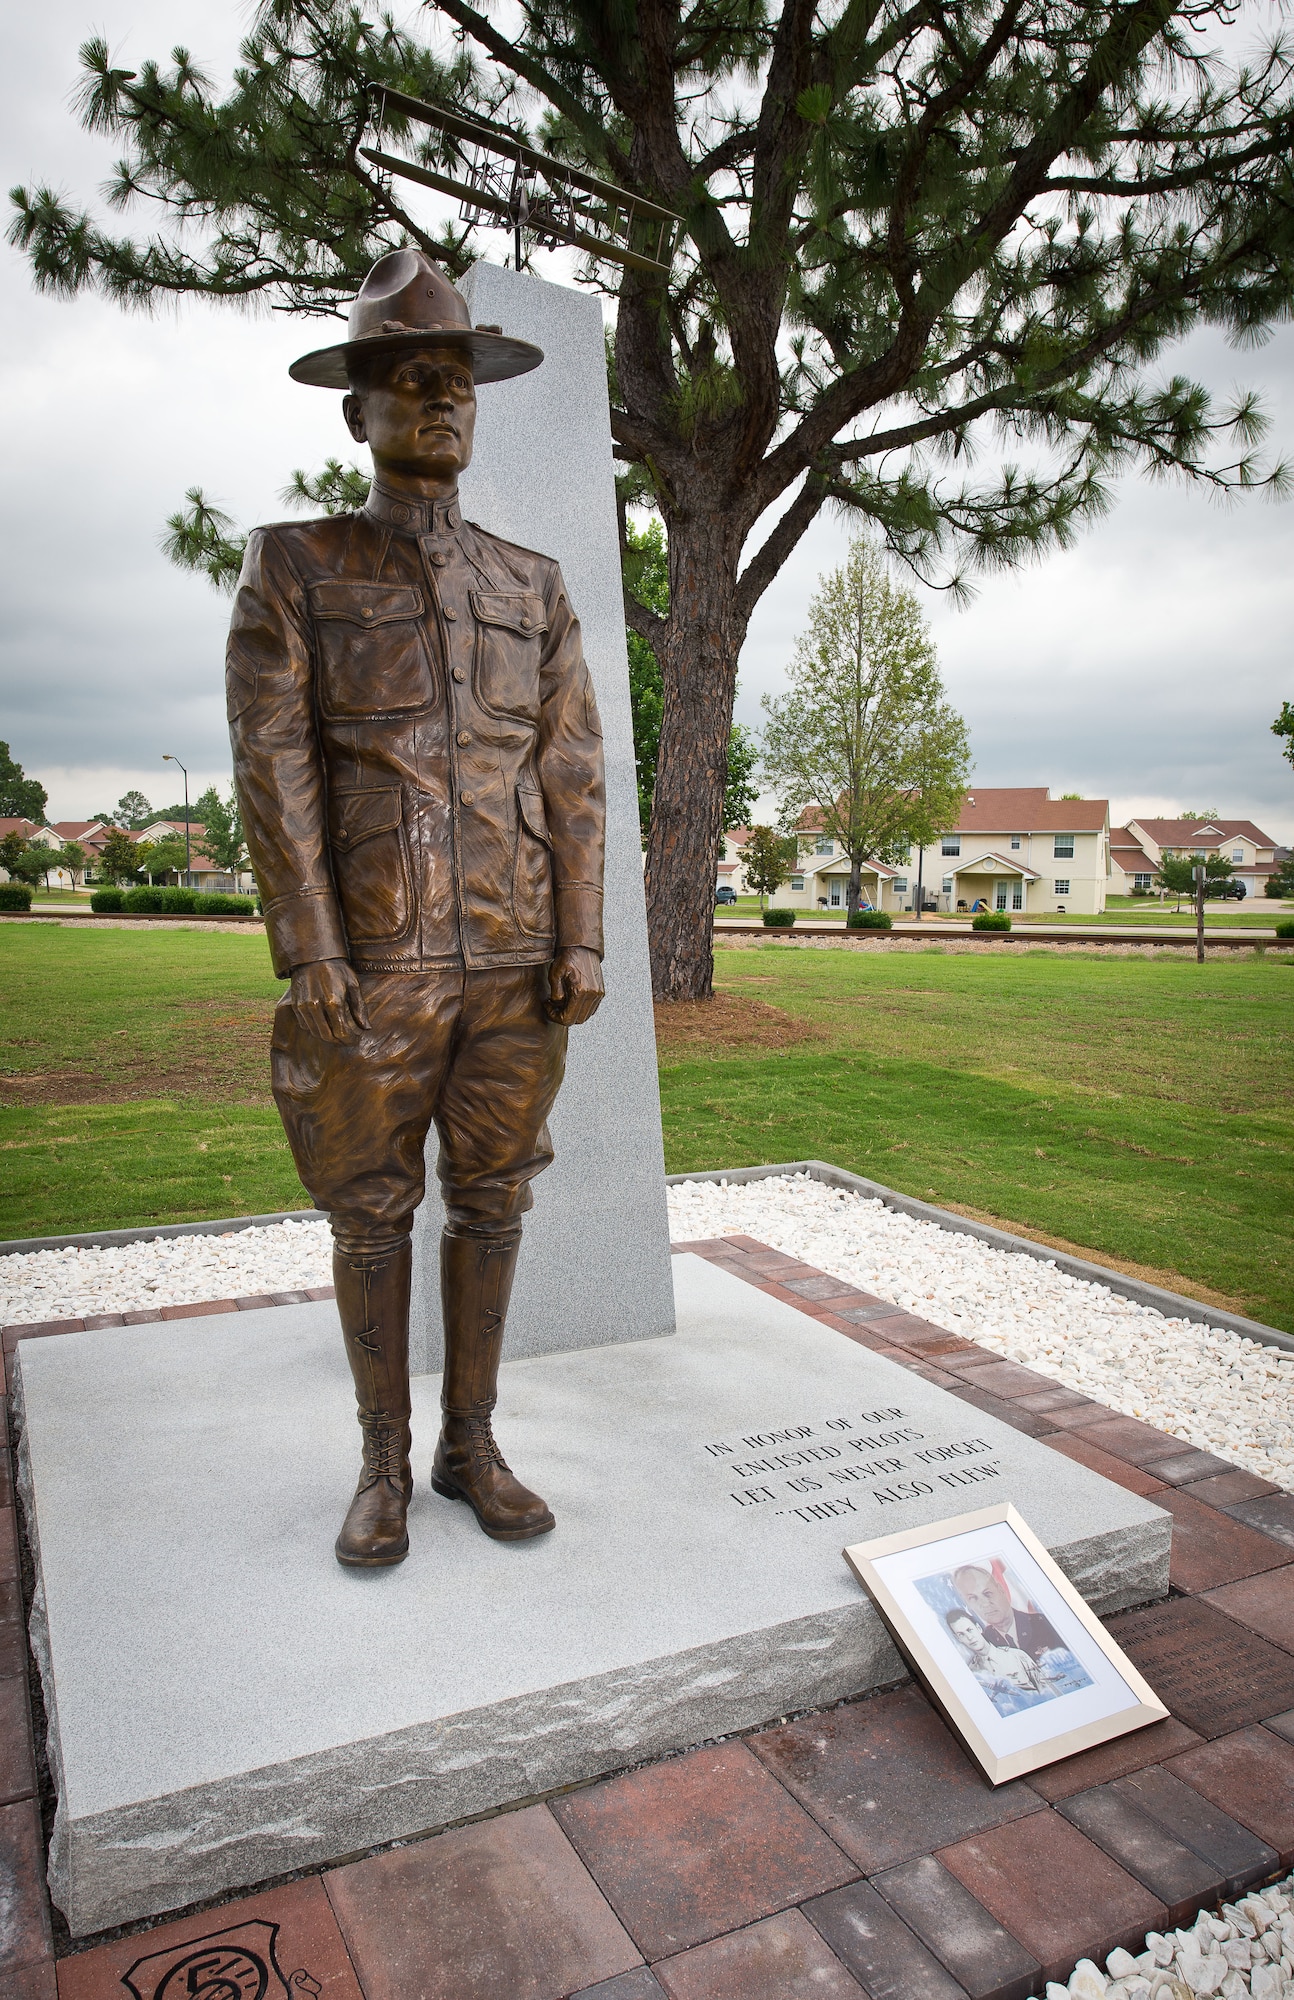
[701,1406,1003,1525]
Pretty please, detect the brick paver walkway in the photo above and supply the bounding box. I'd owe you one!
[5,1236,1294,1998]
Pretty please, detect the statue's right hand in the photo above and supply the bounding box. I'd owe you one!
[289,959,369,1044]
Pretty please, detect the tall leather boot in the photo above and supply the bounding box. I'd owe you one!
[334,1236,414,1568]
[431,1227,555,1541]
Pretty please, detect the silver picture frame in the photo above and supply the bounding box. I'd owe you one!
[844,1501,1168,1784]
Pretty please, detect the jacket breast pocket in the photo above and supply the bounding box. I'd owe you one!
[328,786,413,945]
[471,591,547,722]
[513,783,554,939]
[308,582,434,719]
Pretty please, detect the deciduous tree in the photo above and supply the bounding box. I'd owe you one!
[15,3,1294,996]
[95,827,143,884]
[763,541,970,917]
[194,784,246,875]
[0,743,47,823]
[741,824,799,910]
[1274,702,1294,773]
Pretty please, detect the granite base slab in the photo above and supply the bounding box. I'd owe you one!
[15,1256,1170,1936]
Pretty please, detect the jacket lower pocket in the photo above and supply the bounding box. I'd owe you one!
[329,787,413,945]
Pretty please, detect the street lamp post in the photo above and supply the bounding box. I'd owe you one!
[163,755,191,886]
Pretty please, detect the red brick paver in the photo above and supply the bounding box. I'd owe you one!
[326,1804,641,2000]
[937,1810,1167,1986]
[551,1743,856,1961]
[56,1878,362,1999]
[749,1683,1042,1872]
[654,1909,865,1999]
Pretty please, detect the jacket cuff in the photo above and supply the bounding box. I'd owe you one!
[554,884,604,957]
[264,887,349,979]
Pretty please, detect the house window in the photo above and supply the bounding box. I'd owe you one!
[1012,884,1023,910]
[1232,848,1244,864]
[1010,835,1021,850]
[995,884,1009,911]
[790,874,804,891]
[829,884,842,907]
[1054,878,1070,895]
[815,835,833,855]
[1053,836,1074,859]
[892,877,908,894]
[941,875,953,895]
[1134,872,1152,891]
[941,836,961,856]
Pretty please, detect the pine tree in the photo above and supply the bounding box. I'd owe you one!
[13,4,1294,994]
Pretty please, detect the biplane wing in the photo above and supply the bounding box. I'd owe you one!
[363,85,682,279]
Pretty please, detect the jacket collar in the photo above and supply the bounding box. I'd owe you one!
[364,479,462,537]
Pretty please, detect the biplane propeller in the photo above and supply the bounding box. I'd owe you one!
[362,85,682,279]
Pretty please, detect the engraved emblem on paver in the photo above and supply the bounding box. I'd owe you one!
[121,1919,320,2000]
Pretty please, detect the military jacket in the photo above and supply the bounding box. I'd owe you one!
[226,482,606,979]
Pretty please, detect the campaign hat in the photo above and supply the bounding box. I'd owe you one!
[289,248,542,389]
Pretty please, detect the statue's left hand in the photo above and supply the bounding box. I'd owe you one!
[546,947,604,1026]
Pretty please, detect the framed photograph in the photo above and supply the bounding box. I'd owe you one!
[843,1502,1167,1784]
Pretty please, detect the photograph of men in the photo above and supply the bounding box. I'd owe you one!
[227,248,606,1572]
[942,1608,1057,1714]
[951,1561,1063,1662]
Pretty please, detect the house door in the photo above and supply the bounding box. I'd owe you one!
[829,882,843,908]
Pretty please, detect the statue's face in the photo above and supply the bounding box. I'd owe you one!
[343,344,476,483]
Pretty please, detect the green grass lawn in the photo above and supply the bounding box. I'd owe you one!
[0,925,309,1233]
[2,925,1291,1331]
[660,942,1294,1331]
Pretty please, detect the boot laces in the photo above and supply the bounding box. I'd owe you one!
[360,1415,407,1483]
[464,1409,507,1472]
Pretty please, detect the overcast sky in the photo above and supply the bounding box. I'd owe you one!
[3,1,1292,839]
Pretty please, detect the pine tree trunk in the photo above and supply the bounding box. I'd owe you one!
[644,515,745,1001]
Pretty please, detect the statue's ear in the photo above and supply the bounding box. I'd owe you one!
[342,392,367,443]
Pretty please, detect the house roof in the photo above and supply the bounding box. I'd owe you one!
[1110,827,1155,872]
[949,850,1043,880]
[51,820,107,841]
[801,855,899,880]
[953,788,1108,832]
[794,787,1108,837]
[1129,817,1277,849]
[0,817,46,840]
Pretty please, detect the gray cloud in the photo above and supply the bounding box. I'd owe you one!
[4,2,1292,841]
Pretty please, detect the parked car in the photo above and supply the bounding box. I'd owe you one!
[715,885,738,905]
[1214,879,1247,900]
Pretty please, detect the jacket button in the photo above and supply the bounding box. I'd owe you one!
[460,789,474,805]
[452,667,466,683]
[520,616,532,629]
[430,551,447,567]
[443,607,457,621]
[457,731,471,746]
[362,606,374,618]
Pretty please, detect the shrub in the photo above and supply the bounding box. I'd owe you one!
[972,910,1012,931]
[123,885,167,912]
[763,909,796,927]
[199,892,253,915]
[847,908,892,930]
[1276,919,1294,939]
[90,887,125,912]
[160,886,199,913]
[0,883,33,911]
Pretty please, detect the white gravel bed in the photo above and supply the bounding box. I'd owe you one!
[1039,1882,1294,1999]
[0,1219,333,1324]
[667,1174,1294,1493]
[4,1176,1288,1497]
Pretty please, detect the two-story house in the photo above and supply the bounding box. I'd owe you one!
[768,788,1111,916]
[1110,818,1282,898]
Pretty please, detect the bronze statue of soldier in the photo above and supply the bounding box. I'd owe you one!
[226,249,606,1568]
